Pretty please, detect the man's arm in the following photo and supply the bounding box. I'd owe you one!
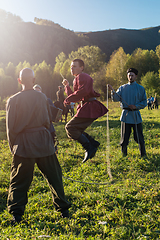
[108,84,122,102]
[6,98,17,153]
[134,88,147,110]
[62,79,73,96]
[62,77,86,104]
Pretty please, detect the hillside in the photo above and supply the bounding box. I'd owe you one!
[84,26,160,60]
[0,21,160,66]
[0,21,89,66]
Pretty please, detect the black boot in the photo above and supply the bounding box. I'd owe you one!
[83,132,100,148]
[61,209,70,218]
[11,214,22,225]
[77,134,97,163]
[121,145,127,156]
[139,144,146,157]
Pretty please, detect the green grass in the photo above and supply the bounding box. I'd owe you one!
[0,102,160,239]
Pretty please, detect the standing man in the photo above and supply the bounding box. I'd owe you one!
[33,84,58,153]
[108,68,147,157]
[153,95,159,109]
[147,97,152,110]
[6,68,71,224]
[56,86,65,110]
[62,59,108,163]
[150,96,154,109]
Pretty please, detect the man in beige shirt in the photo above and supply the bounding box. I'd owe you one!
[6,68,71,224]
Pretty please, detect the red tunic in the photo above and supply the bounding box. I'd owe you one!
[64,73,108,118]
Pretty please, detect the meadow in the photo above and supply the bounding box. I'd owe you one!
[0,102,160,239]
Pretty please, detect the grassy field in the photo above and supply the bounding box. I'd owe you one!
[0,102,160,239]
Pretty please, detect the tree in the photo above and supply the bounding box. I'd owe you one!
[0,9,22,23]
[54,52,67,74]
[91,64,109,100]
[5,62,16,78]
[68,45,106,75]
[125,48,159,83]
[60,59,71,80]
[141,71,160,96]
[106,47,129,89]
[156,45,160,62]
[34,61,54,99]
[0,68,17,100]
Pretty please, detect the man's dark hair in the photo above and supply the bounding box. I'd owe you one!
[73,59,84,68]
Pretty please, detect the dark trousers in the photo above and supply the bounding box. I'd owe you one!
[148,103,152,110]
[65,116,95,140]
[120,122,146,156]
[7,154,71,216]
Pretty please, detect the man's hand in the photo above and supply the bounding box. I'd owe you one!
[62,79,69,86]
[128,104,136,110]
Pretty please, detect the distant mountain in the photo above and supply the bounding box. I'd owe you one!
[83,26,160,61]
[0,21,160,66]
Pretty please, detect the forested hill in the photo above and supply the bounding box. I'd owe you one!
[0,21,89,66]
[84,26,160,61]
[0,20,160,66]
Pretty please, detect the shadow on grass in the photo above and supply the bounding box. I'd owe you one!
[137,153,160,172]
[112,152,160,177]
[91,119,121,129]
[0,191,7,213]
[91,118,160,130]
[143,120,160,129]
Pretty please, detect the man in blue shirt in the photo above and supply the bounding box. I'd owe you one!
[108,68,147,157]
[147,97,152,110]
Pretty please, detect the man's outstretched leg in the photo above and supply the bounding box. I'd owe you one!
[65,117,97,162]
[83,132,100,149]
[77,134,97,163]
[37,154,71,218]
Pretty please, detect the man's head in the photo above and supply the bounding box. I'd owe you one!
[58,86,62,90]
[70,59,84,76]
[18,68,35,89]
[127,68,138,83]
[33,84,42,92]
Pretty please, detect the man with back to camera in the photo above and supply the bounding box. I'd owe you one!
[108,68,147,157]
[62,59,108,163]
[6,68,71,224]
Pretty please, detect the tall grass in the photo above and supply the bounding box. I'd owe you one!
[0,102,160,239]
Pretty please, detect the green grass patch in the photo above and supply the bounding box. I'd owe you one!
[0,102,160,239]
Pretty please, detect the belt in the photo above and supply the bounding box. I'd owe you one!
[23,126,46,133]
[81,97,97,106]
[123,108,139,111]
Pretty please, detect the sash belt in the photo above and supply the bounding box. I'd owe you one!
[123,108,138,111]
[23,126,46,133]
[81,97,97,106]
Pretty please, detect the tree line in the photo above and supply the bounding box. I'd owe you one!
[0,45,160,109]
[0,9,23,23]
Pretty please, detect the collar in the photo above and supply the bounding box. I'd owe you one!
[128,81,136,85]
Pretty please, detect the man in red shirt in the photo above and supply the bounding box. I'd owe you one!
[62,59,108,163]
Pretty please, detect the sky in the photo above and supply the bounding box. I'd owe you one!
[0,0,159,32]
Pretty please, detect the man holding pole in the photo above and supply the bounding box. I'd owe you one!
[108,68,147,157]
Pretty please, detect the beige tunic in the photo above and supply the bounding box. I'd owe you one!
[6,89,55,158]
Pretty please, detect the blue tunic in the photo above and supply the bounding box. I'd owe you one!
[111,81,147,124]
